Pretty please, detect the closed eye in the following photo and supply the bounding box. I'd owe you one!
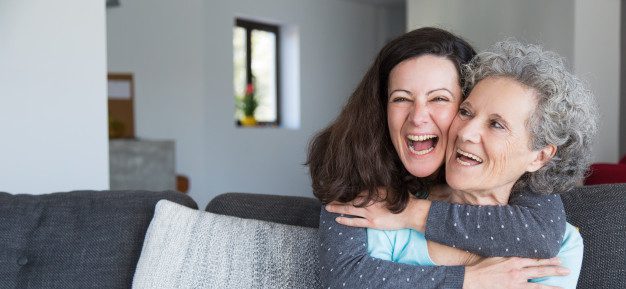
[390,96,411,103]
[431,96,450,102]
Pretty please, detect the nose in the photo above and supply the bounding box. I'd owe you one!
[409,101,430,126]
[456,118,481,143]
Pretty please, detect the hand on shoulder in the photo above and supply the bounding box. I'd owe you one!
[325,188,431,232]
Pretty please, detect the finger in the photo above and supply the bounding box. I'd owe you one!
[325,204,346,214]
[350,196,364,206]
[526,284,562,289]
[533,257,561,267]
[335,216,370,228]
[516,257,561,268]
[351,195,372,206]
[523,265,570,279]
[354,191,384,206]
[325,204,366,217]
[328,201,347,205]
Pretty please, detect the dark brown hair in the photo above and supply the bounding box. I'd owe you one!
[306,27,476,212]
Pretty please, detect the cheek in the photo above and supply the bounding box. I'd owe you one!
[491,149,510,175]
[487,140,521,179]
[387,107,397,132]
[433,106,458,136]
[446,121,461,152]
[387,107,404,145]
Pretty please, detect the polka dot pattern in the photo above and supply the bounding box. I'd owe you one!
[318,191,566,288]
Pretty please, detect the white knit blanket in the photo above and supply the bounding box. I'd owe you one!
[132,200,320,289]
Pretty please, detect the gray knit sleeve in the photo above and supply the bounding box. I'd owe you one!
[319,208,464,289]
[425,192,566,258]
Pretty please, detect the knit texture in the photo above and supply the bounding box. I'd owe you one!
[133,200,320,289]
[426,191,566,258]
[561,184,626,289]
[319,191,565,289]
[319,208,464,289]
[0,190,196,289]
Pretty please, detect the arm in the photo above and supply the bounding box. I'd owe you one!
[529,224,583,289]
[329,191,566,258]
[320,208,569,289]
[319,208,464,289]
[425,191,566,258]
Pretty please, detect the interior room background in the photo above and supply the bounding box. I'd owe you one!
[0,0,621,209]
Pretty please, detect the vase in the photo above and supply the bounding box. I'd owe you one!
[241,116,257,126]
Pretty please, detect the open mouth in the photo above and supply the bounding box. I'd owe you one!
[455,148,483,166]
[407,134,438,155]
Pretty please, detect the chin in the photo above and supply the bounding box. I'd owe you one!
[405,160,442,178]
[408,168,436,178]
[445,176,464,190]
[444,164,463,189]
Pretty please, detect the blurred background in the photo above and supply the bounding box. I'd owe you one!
[0,0,622,208]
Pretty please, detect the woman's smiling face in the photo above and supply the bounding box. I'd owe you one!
[445,77,548,196]
[387,55,462,178]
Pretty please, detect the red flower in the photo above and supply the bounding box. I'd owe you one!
[245,83,255,95]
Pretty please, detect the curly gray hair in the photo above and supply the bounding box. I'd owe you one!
[463,40,599,194]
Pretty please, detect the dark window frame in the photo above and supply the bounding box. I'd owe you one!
[235,18,281,127]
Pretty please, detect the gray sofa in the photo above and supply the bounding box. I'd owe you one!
[206,184,626,289]
[1,184,624,289]
[0,190,197,289]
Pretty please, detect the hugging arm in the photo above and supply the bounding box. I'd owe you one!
[319,208,464,289]
[425,192,566,258]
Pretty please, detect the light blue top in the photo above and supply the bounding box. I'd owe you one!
[368,223,583,288]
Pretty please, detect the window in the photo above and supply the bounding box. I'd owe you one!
[233,18,280,126]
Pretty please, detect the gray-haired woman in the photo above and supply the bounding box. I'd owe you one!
[326,40,598,289]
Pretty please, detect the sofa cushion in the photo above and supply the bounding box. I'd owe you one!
[561,184,626,289]
[133,200,320,289]
[0,190,196,289]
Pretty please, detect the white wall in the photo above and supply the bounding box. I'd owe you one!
[622,0,626,157]
[574,0,621,162]
[107,0,382,207]
[407,0,575,63]
[0,0,109,193]
[408,0,620,162]
[376,4,407,48]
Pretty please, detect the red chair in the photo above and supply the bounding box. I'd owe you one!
[584,155,626,185]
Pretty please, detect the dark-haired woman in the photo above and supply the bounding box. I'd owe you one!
[308,27,568,288]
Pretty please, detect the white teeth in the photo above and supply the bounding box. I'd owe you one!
[407,134,437,142]
[409,145,434,155]
[456,157,472,166]
[406,134,437,155]
[456,149,483,163]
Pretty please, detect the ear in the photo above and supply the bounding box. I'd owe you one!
[526,144,557,173]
